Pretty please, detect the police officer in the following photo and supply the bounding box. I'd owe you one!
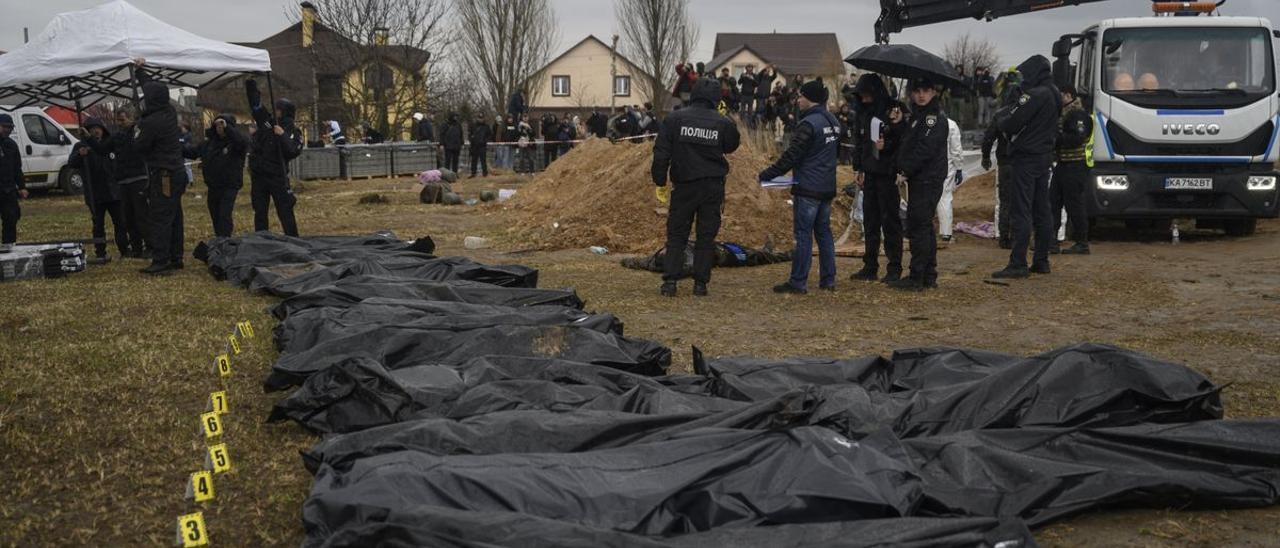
[246,78,303,237]
[186,114,248,238]
[890,78,950,292]
[651,77,741,297]
[993,55,1062,279]
[132,61,188,274]
[0,114,26,251]
[759,80,842,294]
[1050,85,1093,255]
[71,118,127,262]
[848,74,904,283]
[89,108,150,258]
[981,69,1021,249]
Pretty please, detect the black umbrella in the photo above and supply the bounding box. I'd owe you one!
[845,44,967,90]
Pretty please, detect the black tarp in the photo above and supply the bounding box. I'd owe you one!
[271,276,585,321]
[303,420,1280,545]
[270,356,733,434]
[246,255,539,297]
[311,506,1035,548]
[265,324,673,390]
[194,232,537,293]
[620,241,792,278]
[304,427,923,538]
[275,344,1221,439]
[194,232,431,283]
[189,233,1280,547]
[273,300,621,353]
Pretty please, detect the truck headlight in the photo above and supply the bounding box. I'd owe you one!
[1096,175,1129,191]
[1247,176,1276,191]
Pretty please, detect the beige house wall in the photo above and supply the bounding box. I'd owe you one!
[530,37,650,111]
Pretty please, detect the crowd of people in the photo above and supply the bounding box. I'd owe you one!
[651,53,1093,295]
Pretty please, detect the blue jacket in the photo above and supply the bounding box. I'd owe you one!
[760,105,841,200]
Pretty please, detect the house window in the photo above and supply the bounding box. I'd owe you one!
[613,75,631,97]
[552,75,571,97]
[318,76,343,102]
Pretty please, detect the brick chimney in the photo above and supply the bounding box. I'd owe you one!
[301,2,317,48]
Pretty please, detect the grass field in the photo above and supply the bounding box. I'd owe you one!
[2,174,1279,546]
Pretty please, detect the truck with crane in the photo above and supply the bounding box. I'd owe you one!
[877,0,1279,236]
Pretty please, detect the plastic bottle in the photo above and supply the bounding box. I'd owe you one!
[589,246,609,255]
[463,236,491,250]
[1171,222,1180,245]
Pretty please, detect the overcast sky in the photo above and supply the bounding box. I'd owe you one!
[4,0,1279,70]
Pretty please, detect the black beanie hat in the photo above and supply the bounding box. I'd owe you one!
[800,80,828,104]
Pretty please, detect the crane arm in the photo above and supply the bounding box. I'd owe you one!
[875,0,1113,42]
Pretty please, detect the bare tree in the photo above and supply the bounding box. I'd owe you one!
[288,0,450,140]
[943,32,1000,76]
[614,0,699,112]
[454,0,559,115]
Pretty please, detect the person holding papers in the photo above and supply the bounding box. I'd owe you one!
[848,74,905,283]
[759,80,842,294]
[651,78,741,298]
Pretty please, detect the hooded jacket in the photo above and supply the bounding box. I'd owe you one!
[441,117,464,150]
[0,130,22,195]
[69,117,121,204]
[1056,97,1093,163]
[87,118,148,185]
[248,96,303,179]
[469,120,492,150]
[188,114,248,188]
[651,77,741,186]
[897,96,949,183]
[415,118,434,142]
[849,74,896,175]
[132,70,184,171]
[998,55,1062,157]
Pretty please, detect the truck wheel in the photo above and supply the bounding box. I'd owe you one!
[59,167,84,195]
[1224,219,1257,237]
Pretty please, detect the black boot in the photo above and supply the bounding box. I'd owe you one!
[772,282,806,295]
[991,266,1030,279]
[1030,262,1051,274]
[850,266,878,281]
[660,281,677,297]
[141,261,173,275]
[1060,242,1091,255]
[888,277,924,292]
[693,282,708,297]
[880,270,902,283]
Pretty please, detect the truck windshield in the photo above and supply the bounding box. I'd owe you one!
[1102,27,1274,98]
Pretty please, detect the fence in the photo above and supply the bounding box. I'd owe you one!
[288,141,583,180]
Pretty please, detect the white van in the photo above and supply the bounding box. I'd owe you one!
[0,106,81,193]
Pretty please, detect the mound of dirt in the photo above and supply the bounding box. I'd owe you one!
[506,137,851,254]
[953,171,996,224]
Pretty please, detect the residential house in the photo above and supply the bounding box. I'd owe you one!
[706,33,848,105]
[526,35,656,118]
[197,2,430,142]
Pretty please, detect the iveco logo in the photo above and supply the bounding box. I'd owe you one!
[1162,123,1222,136]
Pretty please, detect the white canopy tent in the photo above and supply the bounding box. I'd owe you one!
[0,0,272,110]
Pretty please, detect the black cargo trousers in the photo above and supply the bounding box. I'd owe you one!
[251,173,299,237]
[663,177,725,284]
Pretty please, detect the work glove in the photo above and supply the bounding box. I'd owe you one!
[981,156,992,171]
[655,185,670,204]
